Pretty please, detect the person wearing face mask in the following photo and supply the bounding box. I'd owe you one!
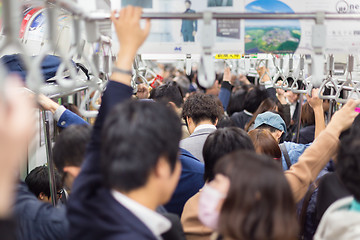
[181,127,255,240]
[199,151,298,240]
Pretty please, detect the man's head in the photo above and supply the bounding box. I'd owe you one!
[53,124,91,190]
[285,91,299,104]
[149,81,184,115]
[185,0,191,9]
[101,100,182,206]
[25,166,62,203]
[337,123,360,202]
[182,93,223,134]
[203,127,254,182]
[243,87,268,114]
[254,111,286,142]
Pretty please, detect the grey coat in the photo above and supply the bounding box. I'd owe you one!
[179,128,216,163]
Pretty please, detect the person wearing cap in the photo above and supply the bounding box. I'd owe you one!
[253,111,287,143]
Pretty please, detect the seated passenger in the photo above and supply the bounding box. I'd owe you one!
[25,166,63,203]
[180,93,223,162]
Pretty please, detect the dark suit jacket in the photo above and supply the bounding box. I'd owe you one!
[181,9,197,33]
[14,182,68,240]
[67,81,158,240]
[164,148,204,216]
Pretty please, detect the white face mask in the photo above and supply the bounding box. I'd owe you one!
[198,184,226,230]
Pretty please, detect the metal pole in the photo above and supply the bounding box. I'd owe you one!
[42,110,57,206]
[87,12,360,21]
[295,94,304,143]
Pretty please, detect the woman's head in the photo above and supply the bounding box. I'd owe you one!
[215,151,298,240]
[248,129,282,163]
[301,102,315,126]
[202,127,255,182]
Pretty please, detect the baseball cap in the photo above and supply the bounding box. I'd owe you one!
[254,111,286,133]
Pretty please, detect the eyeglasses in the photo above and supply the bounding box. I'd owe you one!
[56,189,64,198]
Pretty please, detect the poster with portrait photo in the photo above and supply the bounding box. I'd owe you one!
[208,0,233,7]
[121,0,153,8]
[113,0,244,54]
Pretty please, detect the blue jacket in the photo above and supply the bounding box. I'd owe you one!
[218,81,232,111]
[67,81,159,240]
[57,109,88,129]
[164,148,204,216]
[14,182,68,240]
[281,141,311,171]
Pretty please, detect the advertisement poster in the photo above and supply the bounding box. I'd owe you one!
[114,0,244,55]
[244,0,301,54]
[245,0,360,54]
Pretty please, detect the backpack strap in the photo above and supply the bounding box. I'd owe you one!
[279,143,292,169]
[299,177,322,239]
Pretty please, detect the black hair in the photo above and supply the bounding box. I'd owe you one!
[101,100,182,192]
[202,127,254,182]
[25,166,62,198]
[216,116,236,128]
[227,89,247,116]
[53,124,91,174]
[182,93,222,125]
[243,87,268,113]
[150,81,184,108]
[185,0,192,4]
[337,118,360,202]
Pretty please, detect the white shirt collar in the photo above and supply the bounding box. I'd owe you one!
[111,190,171,240]
[193,124,217,133]
[243,110,253,116]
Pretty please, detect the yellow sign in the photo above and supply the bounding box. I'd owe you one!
[215,54,242,59]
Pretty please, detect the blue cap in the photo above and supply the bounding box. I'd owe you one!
[254,112,286,133]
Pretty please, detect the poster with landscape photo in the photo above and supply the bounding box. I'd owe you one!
[244,0,301,54]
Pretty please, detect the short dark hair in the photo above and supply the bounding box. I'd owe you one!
[227,89,247,117]
[216,116,236,128]
[337,126,360,202]
[182,93,222,125]
[243,87,268,113]
[25,166,62,198]
[101,100,182,192]
[202,127,254,182]
[185,0,191,4]
[149,82,184,108]
[216,151,298,240]
[53,124,91,174]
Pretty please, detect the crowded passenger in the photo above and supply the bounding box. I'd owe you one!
[2,4,360,240]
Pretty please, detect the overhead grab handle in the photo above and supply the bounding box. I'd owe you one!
[318,55,338,100]
[198,11,215,89]
[335,55,355,103]
[186,54,192,76]
[291,55,308,94]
